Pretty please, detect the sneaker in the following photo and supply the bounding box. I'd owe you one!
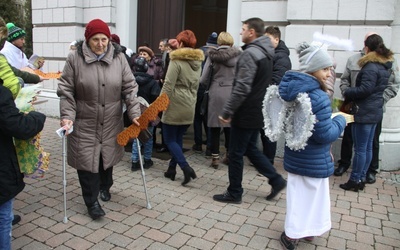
[144,159,153,169]
[192,144,203,153]
[213,191,242,204]
[280,232,298,250]
[205,148,212,157]
[266,179,287,200]
[131,161,140,171]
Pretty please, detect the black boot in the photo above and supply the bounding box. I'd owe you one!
[339,180,359,192]
[334,165,349,176]
[87,200,105,220]
[164,165,176,181]
[182,166,197,186]
[358,181,365,191]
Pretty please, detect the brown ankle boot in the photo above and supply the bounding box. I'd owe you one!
[210,154,219,169]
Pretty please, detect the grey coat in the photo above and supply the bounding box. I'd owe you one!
[200,46,242,127]
[57,41,140,172]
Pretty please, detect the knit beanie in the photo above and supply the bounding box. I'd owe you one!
[6,23,26,42]
[206,32,218,46]
[111,34,120,44]
[84,19,111,40]
[296,42,332,73]
[138,46,154,58]
[168,39,179,50]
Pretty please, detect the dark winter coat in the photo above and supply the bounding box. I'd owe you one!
[57,40,140,172]
[272,40,291,85]
[131,55,164,81]
[343,51,393,123]
[200,45,242,127]
[279,71,346,178]
[134,72,161,104]
[221,36,274,129]
[0,85,46,205]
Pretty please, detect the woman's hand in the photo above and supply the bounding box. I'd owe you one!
[218,116,231,124]
[132,117,140,126]
[60,119,74,135]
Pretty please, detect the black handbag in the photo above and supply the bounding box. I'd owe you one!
[200,61,214,116]
[340,99,357,114]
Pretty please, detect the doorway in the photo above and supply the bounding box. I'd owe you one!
[137,0,227,55]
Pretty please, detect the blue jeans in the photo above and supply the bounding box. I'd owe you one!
[0,199,13,250]
[162,124,190,169]
[131,126,154,162]
[227,126,283,199]
[350,123,376,182]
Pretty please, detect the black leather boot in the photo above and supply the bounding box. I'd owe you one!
[334,165,349,176]
[87,200,105,220]
[339,180,359,192]
[182,166,197,186]
[164,165,176,181]
[358,181,365,191]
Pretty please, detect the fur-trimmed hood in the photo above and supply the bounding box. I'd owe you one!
[169,47,204,71]
[75,40,123,61]
[208,46,242,67]
[358,51,393,69]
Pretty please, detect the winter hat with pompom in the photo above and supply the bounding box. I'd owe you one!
[296,42,332,73]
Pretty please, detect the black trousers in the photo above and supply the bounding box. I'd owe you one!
[77,156,113,206]
[260,129,277,165]
[209,127,230,154]
[338,120,382,174]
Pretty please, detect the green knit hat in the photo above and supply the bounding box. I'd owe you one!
[6,23,26,42]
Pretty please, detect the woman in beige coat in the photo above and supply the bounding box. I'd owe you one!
[161,30,204,186]
[57,19,140,220]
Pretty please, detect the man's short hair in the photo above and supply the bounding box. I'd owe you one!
[243,17,265,38]
[264,26,281,40]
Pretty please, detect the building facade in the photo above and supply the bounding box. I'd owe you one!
[31,0,400,170]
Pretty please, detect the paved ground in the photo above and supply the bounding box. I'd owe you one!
[11,117,400,250]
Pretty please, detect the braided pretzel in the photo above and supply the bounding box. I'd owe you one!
[117,93,169,146]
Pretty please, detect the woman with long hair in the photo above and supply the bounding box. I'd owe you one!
[340,34,394,191]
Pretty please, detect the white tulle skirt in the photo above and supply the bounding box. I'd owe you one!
[284,172,331,239]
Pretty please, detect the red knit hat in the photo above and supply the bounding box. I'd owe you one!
[84,19,111,40]
[111,34,120,44]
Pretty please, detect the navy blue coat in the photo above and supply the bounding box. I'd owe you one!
[344,52,393,123]
[279,71,346,178]
[0,85,46,205]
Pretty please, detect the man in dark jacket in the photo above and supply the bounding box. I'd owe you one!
[213,17,286,204]
[261,26,292,164]
[0,84,46,249]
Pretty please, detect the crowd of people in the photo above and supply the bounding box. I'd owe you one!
[0,15,398,250]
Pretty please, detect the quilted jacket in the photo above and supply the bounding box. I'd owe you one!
[279,71,346,178]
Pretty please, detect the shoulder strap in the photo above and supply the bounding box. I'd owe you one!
[205,60,214,91]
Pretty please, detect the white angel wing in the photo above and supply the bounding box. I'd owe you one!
[284,92,316,151]
[262,85,287,142]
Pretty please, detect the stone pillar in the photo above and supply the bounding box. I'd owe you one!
[226,0,242,46]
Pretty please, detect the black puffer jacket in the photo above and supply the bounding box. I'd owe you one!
[272,40,291,85]
[344,51,393,123]
[0,85,46,205]
[221,36,274,129]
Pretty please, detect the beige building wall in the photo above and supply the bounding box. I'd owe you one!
[31,0,400,170]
